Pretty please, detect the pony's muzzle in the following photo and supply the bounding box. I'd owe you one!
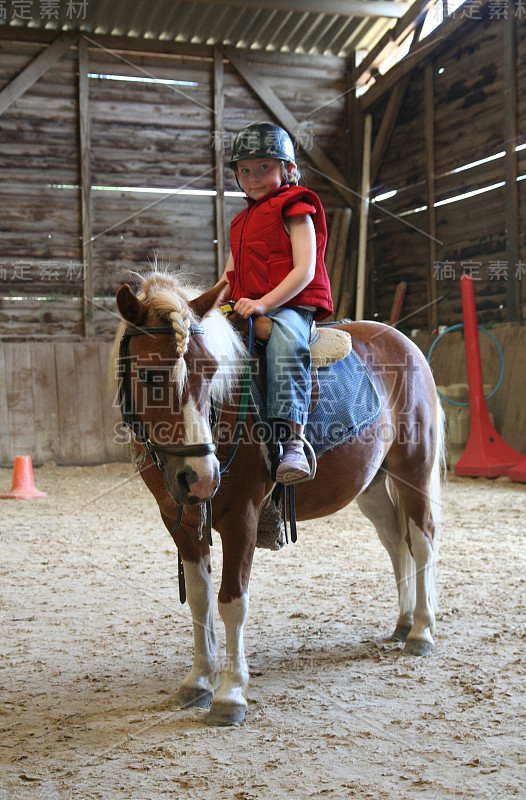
[164,458,220,505]
[185,459,220,501]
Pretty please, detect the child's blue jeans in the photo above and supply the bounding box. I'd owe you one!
[265,306,314,426]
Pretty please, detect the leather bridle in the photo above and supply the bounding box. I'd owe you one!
[118,316,255,605]
[118,323,217,472]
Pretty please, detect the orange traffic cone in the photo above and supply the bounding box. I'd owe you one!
[0,455,47,499]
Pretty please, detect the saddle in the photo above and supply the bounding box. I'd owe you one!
[227,311,353,369]
[225,310,353,414]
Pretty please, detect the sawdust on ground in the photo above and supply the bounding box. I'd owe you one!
[0,462,525,800]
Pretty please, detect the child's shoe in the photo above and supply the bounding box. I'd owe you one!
[276,443,310,484]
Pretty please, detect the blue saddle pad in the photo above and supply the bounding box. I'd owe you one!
[250,350,382,457]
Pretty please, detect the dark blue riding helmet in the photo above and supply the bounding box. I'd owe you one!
[228,122,296,168]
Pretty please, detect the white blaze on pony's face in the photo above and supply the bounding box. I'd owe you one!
[181,391,220,502]
[140,333,220,505]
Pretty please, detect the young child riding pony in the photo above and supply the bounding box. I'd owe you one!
[217,121,333,483]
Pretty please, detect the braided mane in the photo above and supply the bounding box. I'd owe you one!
[110,270,247,403]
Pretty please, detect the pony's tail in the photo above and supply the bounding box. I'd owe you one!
[386,397,446,619]
[429,398,447,558]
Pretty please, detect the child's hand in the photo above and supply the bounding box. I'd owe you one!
[234,297,268,319]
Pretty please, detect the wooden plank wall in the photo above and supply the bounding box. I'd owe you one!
[517,15,526,290]
[0,34,349,340]
[1,326,525,467]
[371,11,525,329]
[0,340,123,466]
[0,40,83,339]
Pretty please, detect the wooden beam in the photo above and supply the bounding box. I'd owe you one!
[344,54,357,185]
[0,31,76,117]
[370,17,426,185]
[222,45,357,209]
[350,0,435,90]
[355,114,372,321]
[360,0,490,110]
[189,0,409,19]
[78,36,94,338]
[370,76,409,186]
[503,10,520,323]
[0,25,346,70]
[424,61,438,331]
[213,47,226,280]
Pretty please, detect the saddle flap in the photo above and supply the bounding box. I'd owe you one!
[310,327,353,368]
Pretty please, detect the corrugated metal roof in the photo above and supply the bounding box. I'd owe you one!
[4,0,410,58]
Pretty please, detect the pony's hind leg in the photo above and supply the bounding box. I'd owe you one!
[356,473,415,643]
[385,442,442,656]
[402,517,436,656]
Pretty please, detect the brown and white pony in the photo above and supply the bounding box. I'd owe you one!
[110,270,444,726]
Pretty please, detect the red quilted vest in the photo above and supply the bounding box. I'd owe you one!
[228,185,333,320]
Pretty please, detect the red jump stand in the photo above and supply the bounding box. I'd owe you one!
[454,275,523,478]
[508,460,526,483]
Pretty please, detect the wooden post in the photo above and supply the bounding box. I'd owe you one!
[78,37,94,338]
[347,52,361,321]
[503,10,520,323]
[334,209,353,320]
[213,47,226,280]
[424,60,438,331]
[355,114,372,321]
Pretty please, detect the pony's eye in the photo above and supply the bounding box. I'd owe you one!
[139,369,165,386]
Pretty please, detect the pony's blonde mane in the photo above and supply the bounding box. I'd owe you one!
[109,270,247,403]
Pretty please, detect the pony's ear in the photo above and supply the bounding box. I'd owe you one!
[116,284,148,326]
[189,281,228,319]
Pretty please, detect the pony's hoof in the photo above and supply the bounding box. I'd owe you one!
[205,701,246,727]
[390,624,412,642]
[176,686,213,709]
[403,638,433,657]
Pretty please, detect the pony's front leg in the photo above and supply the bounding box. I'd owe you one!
[205,592,250,726]
[160,506,219,708]
[205,526,255,727]
[175,552,219,709]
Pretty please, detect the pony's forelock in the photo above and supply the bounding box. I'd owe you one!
[109,269,247,403]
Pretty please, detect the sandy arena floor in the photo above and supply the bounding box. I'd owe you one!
[0,462,525,800]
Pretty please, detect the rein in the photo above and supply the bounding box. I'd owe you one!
[214,315,254,475]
